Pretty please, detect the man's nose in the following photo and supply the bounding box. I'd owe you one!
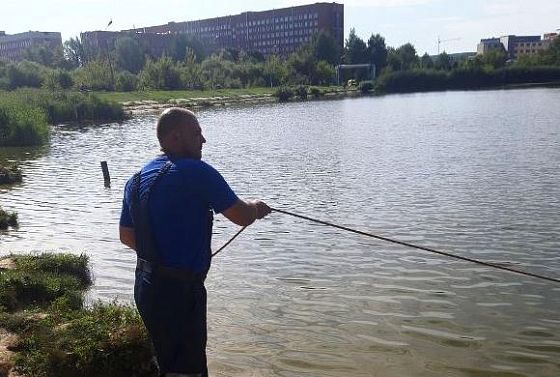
[202,135,206,143]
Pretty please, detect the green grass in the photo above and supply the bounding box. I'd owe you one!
[0,254,90,311]
[93,86,351,104]
[95,87,277,103]
[0,89,126,146]
[13,253,91,286]
[0,253,156,377]
[11,302,155,377]
[0,101,49,147]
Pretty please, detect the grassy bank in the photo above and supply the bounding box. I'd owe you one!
[94,86,354,117]
[376,66,560,94]
[0,101,49,147]
[0,253,155,376]
[0,89,126,147]
[95,87,277,104]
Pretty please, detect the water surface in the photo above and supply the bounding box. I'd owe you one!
[1,88,559,376]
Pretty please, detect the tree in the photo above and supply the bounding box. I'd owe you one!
[115,37,145,74]
[182,47,204,89]
[140,56,182,90]
[263,55,289,87]
[6,60,46,88]
[421,53,434,69]
[344,28,368,64]
[481,49,507,69]
[312,31,340,65]
[435,51,452,70]
[396,43,419,70]
[287,48,316,84]
[169,34,206,63]
[367,34,388,70]
[73,59,113,90]
[64,37,88,68]
[315,60,335,85]
[22,43,66,68]
[539,37,560,65]
[200,53,235,88]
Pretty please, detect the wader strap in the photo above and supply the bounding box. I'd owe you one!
[131,160,211,281]
[131,161,173,264]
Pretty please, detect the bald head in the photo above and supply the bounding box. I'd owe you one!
[157,108,206,159]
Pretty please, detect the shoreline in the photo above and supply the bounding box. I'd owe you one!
[102,81,560,117]
[115,87,360,116]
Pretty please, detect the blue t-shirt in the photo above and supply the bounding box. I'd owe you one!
[120,155,239,273]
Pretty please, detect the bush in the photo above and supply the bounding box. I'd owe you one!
[358,80,374,93]
[0,165,23,184]
[140,57,182,90]
[295,85,308,100]
[116,71,139,92]
[0,101,49,146]
[310,87,323,97]
[375,66,560,94]
[72,60,114,91]
[0,207,18,230]
[274,86,294,102]
[42,69,74,91]
[2,89,125,125]
[6,60,46,89]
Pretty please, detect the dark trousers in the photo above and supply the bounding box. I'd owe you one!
[134,269,208,377]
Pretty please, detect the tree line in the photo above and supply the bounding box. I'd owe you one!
[1,29,559,92]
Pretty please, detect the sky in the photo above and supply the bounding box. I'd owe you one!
[1,0,559,55]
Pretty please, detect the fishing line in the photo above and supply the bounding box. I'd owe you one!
[212,226,247,257]
[210,207,559,284]
[270,207,560,284]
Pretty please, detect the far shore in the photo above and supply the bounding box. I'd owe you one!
[95,86,361,116]
[92,80,560,117]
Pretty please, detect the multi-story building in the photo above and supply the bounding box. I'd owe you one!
[477,38,504,55]
[0,31,62,61]
[82,2,344,58]
[477,34,555,60]
[500,35,550,59]
[80,30,174,60]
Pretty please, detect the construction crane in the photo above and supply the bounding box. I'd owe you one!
[437,36,461,54]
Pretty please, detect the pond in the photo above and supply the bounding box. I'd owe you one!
[1,88,559,376]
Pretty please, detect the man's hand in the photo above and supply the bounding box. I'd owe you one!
[254,200,271,219]
[222,199,271,226]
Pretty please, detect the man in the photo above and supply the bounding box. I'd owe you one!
[119,108,271,377]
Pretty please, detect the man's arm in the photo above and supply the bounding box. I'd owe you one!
[222,199,271,227]
[119,226,136,250]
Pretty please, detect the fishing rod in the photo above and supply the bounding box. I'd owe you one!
[213,207,560,285]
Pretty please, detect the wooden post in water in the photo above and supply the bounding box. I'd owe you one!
[100,161,111,187]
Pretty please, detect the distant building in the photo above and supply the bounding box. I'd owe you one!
[477,34,555,60]
[80,30,174,59]
[477,38,504,55]
[82,2,344,58]
[0,31,62,61]
[500,35,550,59]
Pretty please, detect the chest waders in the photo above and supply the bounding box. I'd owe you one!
[131,161,213,281]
